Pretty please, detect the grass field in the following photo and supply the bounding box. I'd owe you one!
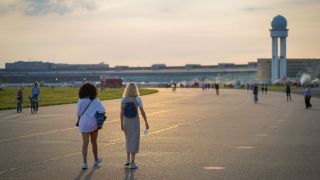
[0,87,158,110]
[265,86,286,91]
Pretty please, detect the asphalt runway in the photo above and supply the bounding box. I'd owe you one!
[291,88,320,98]
[0,89,319,180]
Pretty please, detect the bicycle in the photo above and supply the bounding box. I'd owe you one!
[29,96,37,114]
[16,98,23,113]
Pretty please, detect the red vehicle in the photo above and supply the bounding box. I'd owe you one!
[101,78,123,88]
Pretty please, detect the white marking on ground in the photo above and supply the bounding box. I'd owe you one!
[235,146,254,149]
[203,166,225,170]
[145,125,179,136]
[270,125,279,128]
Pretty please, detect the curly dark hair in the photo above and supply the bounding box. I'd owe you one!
[79,83,97,100]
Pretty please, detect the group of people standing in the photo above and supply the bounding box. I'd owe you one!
[260,85,268,94]
[253,82,313,109]
[77,82,149,170]
[201,83,220,95]
[286,83,313,109]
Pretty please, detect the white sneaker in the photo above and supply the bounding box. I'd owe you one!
[93,158,102,167]
[82,163,88,169]
[129,162,138,169]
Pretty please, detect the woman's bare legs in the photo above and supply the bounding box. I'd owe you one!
[131,153,135,163]
[90,129,99,160]
[82,133,90,163]
[127,153,130,162]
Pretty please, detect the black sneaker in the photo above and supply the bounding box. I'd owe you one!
[124,160,130,167]
[129,162,138,169]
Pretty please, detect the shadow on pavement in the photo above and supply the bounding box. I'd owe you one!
[74,166,100,180]
[123,168,137,180]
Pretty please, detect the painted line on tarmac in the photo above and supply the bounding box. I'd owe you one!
[0,127,77,143]
[0,110,172,143]
[203,166,225,170]
[146,125,179,136]
[0,124,179,175]
[235,146,255,149]
[269,125,279,128]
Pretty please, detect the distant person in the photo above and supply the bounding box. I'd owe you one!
[121,82,149,169]
[304,85,312,109]
[261,85,265,94]
[172,83,177,93]
[31,81,40,112]
[265,85,268,94]
[16,88,23,113]
[215,83,219,95]
[286,83,292,101]
[77,83,105,169]
[253,84,259,103]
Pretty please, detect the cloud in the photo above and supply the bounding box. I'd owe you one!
[241,6,272,12]
[0,0,98,16]
[158,8,173,13]
[285,0,320,6]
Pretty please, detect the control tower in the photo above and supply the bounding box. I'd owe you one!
[270,15,288,82]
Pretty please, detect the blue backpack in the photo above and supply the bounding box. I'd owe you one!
[124,101,138,118]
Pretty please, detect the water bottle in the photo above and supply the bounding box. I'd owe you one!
[144,129,149,136]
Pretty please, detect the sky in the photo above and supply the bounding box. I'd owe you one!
[0,0,319,68]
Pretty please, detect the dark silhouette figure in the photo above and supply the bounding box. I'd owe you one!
[261,85,265,94]
[253,84,258,103]
[286,83,292,101]
[215,83,219,95]
[304,85,312,109]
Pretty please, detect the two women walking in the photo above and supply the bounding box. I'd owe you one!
[76,82,149,170]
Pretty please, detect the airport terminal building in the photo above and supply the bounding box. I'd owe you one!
[257,58,320,82]
[0,61,257,84]
[0,59,319,84]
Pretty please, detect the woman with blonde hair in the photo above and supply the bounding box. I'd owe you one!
[121,82,149,169]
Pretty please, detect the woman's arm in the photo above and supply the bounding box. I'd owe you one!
[120,103,124,131]
[139,106,149,129]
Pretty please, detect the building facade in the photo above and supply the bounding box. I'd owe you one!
[257,58,320,82]
[1,59,319,84]
[0,61,257,84]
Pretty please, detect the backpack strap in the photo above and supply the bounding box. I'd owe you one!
[80,99,94,118]
[76,99,94,126]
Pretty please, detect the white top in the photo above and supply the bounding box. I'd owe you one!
[77,98,105,133]
[121,97,143,108]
